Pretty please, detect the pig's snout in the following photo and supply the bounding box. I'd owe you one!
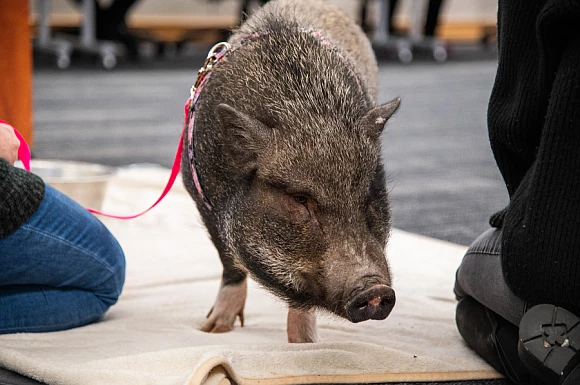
[345,284,395,323]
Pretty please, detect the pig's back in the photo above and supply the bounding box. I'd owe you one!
[229,0,379,101]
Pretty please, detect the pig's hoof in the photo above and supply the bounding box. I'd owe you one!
[199,280,247,334]
[287,307,318,343]
[200,309,244,333]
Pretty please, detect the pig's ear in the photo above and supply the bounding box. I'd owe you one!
[359,97,401,139]
[217,103,270,165]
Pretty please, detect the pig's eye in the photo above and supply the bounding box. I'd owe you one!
[293,195,308,205]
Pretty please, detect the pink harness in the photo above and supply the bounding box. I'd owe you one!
[185,42,230,211]
[10,29,366,219]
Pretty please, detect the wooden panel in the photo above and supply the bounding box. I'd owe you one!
[438,22,497,42]
[0,0,33,145]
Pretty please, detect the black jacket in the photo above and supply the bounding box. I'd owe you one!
[0,158,45,239]
[489,0,580,313]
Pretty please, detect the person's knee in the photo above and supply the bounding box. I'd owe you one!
[72,215,127,310]
[93,233,126,309]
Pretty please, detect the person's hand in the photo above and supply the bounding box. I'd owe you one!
[0,122,20,165]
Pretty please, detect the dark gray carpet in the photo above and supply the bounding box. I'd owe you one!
[376,58,508,245]
[379,382,511,385]
[0,368,43,385]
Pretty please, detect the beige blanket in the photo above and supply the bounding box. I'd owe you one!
[0,166,501,385]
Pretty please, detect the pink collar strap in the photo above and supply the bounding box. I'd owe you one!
[186,42,230,211]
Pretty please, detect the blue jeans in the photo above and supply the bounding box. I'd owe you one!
[0,185,125,334]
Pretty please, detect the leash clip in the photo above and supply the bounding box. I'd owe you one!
[189,42,231,102]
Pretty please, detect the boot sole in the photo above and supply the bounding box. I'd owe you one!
[518,304,580,385]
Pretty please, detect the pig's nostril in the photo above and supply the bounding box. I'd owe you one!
[368,297,382,307]
[345,285,396,323]
[355,296,381,310]
[355,301,368,309]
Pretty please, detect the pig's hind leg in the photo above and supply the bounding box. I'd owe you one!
[287,308,318,343]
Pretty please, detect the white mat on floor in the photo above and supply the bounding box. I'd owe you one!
[0,165,501,385]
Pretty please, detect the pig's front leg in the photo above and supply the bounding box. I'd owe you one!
[287,307,318,343]
[200,278,247,333]
[200,239,248,333]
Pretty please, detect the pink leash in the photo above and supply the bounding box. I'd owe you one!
[4,119,185,220]
[1,119,31,171]
[87,129,185,219]
[3,42,228,220]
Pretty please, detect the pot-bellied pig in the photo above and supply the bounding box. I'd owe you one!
[182,0,401,343]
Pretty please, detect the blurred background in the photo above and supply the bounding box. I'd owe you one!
[5,0,507,246]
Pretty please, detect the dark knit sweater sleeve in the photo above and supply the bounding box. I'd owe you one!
[488,0,580,313]
[0,158,45,239]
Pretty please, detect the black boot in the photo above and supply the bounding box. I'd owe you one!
[456,297,536,384]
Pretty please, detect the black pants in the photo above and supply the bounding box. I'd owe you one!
[360,0,444,37]
[455,228,529,326]
[454,228,536,384]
